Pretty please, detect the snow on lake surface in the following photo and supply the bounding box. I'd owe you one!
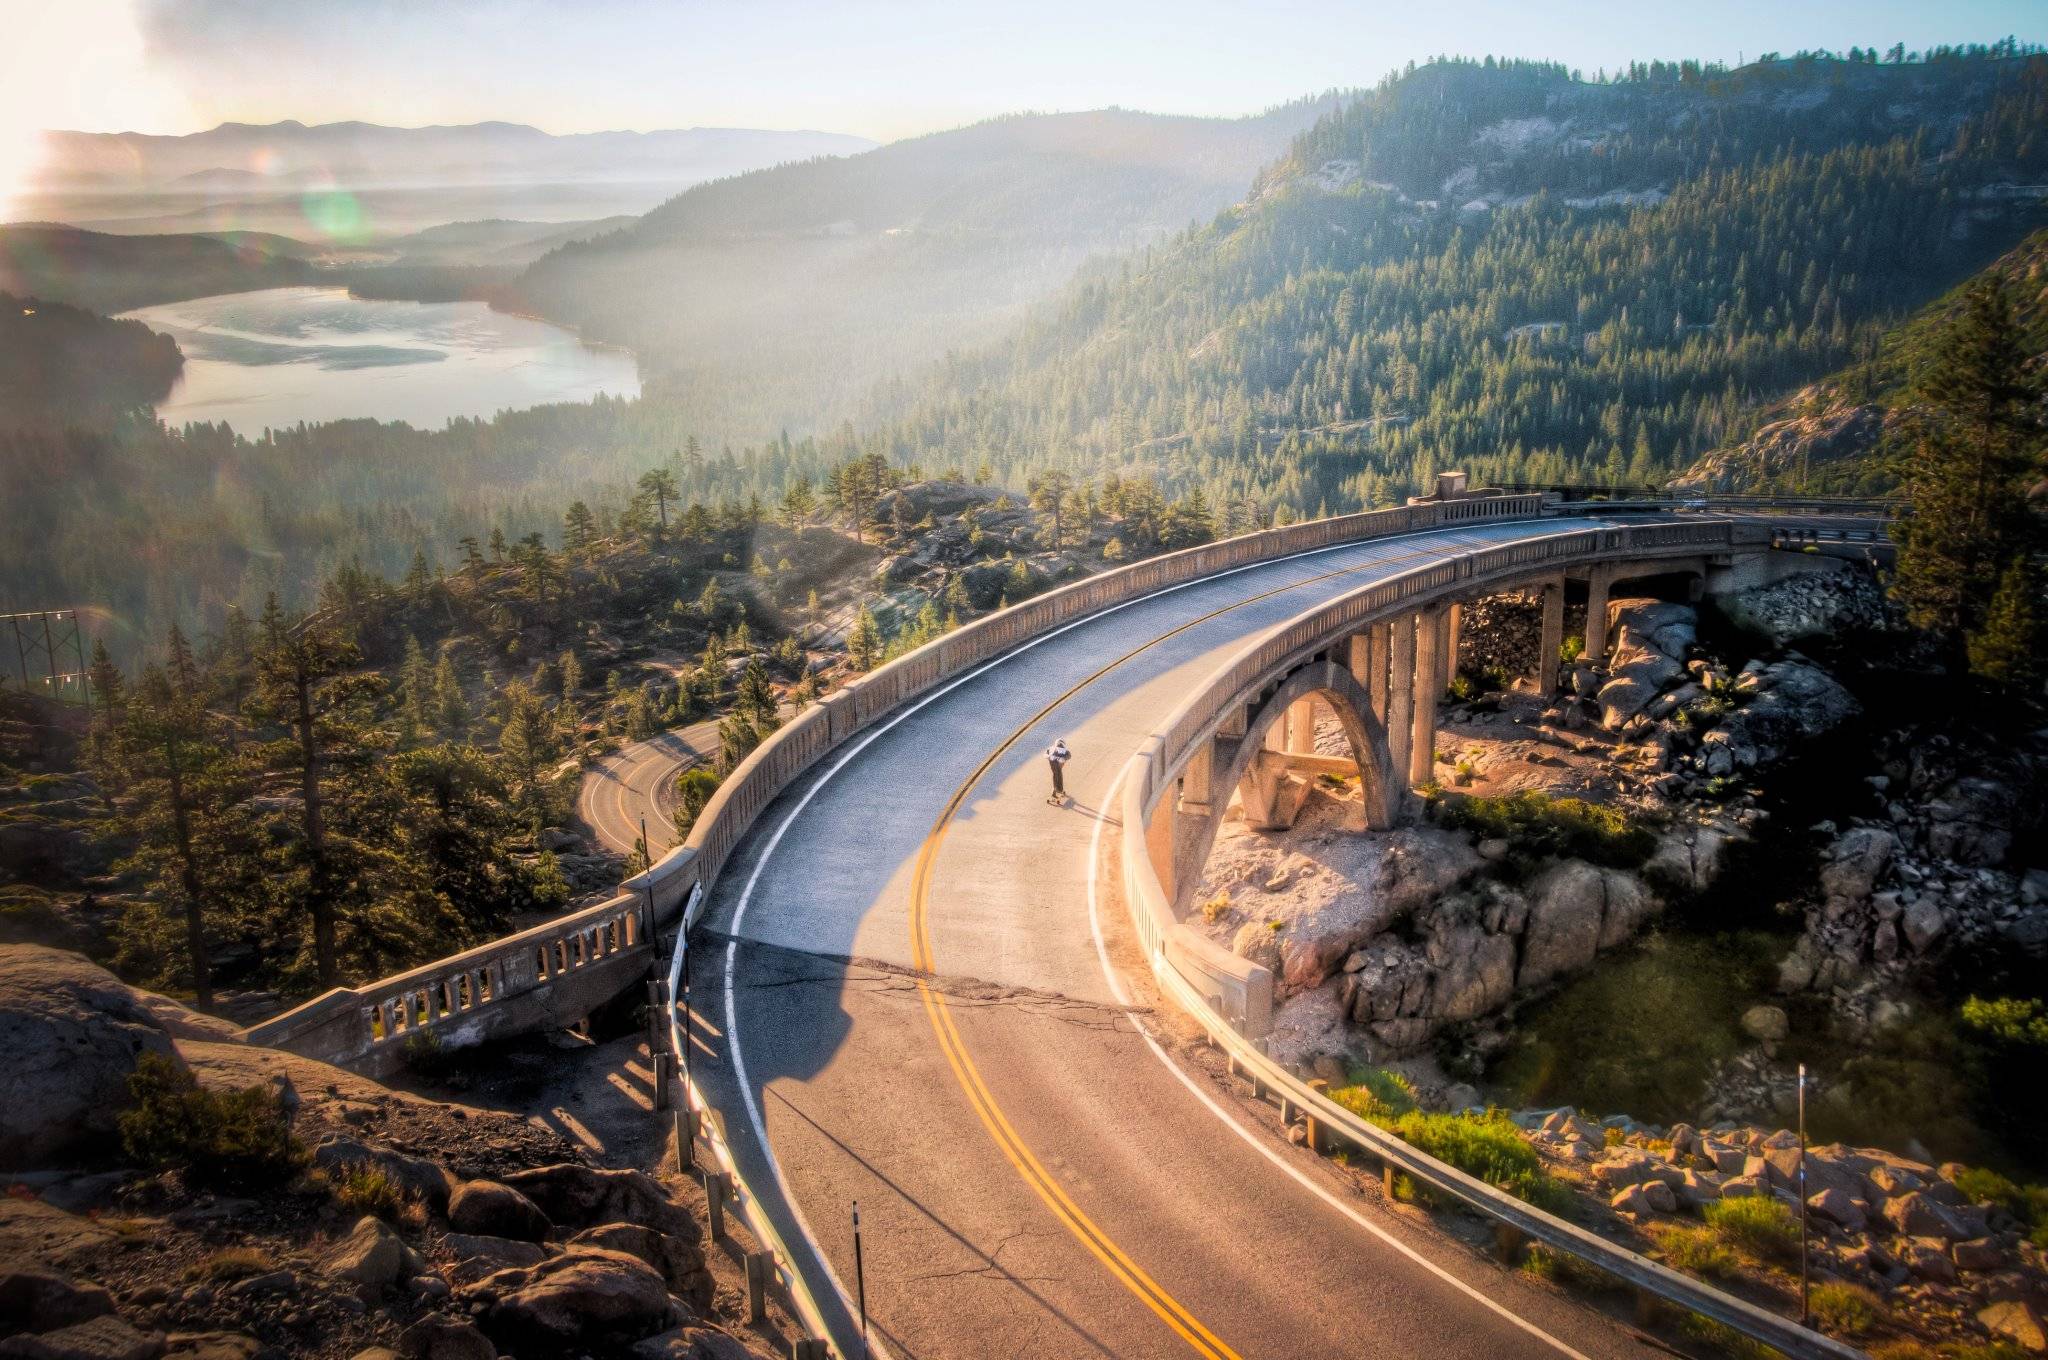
[120,286,640,433]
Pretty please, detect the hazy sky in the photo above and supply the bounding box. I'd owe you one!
[4,0,2044,150]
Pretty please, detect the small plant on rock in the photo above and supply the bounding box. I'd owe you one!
[331,1164,417,1224]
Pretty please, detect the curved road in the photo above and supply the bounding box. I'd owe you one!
[630,519,1674,1360]
[579,718,723,857]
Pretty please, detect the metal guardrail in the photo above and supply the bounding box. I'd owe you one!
[1117,519,1865,1360]
[661,892,844,1359]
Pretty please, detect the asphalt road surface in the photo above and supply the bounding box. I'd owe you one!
[648,516,1679,1360]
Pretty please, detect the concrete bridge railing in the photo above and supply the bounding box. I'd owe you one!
[1116,517,1865,1360]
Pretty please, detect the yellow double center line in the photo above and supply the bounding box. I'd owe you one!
[902,536,1456,1360]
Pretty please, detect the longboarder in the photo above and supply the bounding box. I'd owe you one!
[1045,738,1071,804]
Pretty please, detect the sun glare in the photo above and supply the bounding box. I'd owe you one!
[0,0,196,218]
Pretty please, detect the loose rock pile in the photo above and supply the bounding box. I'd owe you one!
[1511,1106,2048,1352]
[1718,567,1894,647]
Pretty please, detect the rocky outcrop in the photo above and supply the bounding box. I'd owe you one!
[467,1248,675,1356]
[1517,861,1654,987]
[448,1181,551,1244]
[0,945,182,1168]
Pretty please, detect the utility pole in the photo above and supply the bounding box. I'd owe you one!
[853,1200,868,1358]
[1797,1063,1810,1327]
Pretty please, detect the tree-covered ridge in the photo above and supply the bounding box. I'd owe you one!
[1272,43,2043,205]
[0,293,184,428]
[853,51,2047,511]
[0,224,315,314]
[1678,226,2048,494]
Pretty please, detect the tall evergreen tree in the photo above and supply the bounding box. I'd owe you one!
[1891,277,2046,664]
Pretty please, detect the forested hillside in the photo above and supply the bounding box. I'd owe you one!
[857,49,2047,510]
[507,100,1341,439]
[0,294,184,428]
[1678,225,2048,493]
[0,224,316,313]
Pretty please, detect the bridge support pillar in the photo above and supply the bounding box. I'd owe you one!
[1237,750,1303,832]
[1584,567,1613,666]
[1365,623,1391,722]
[1537,575,1565,696]
[1447,602,1464,679]
[1387,616,1415,793]
[1409,608,1442,788]
[1285,697,1318,755]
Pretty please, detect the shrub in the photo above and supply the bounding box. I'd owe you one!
[401,1029,464,1084]
[1521,1244,1617,1292]
[1652,1223,1741,1280]
[1384,1109,1573,1214]
[331,1164,413,1223]
[185,1247,270,1283]
[1432,789,1656,869]
[1199,892,1231,926]
[1330,1066,1417,1121]
[1808,1281,1883,1336]
[1677,1313,1778,1360]
[119,1055,308,1191]
[1703,1195,1800,1261]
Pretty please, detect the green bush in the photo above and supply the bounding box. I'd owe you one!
[1808,1281,1884,1336]
[119,1054,308,1191]
[1652,1223,1741,1280]
[1329,1066,1417,1121]
[1431,789,1657,869]
[1703,1195,1800,1261]
[1383,1109,1573,1214]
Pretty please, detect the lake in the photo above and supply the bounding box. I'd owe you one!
[120,286,640,433]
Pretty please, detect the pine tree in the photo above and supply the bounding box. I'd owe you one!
[562,501,598,556]
[1966,559,2041,688]
[847,605,882,671]
[434,649,467,733]
[87,638,124,714]
[1891,277,2046,652]
[735,658,780,733]
[638,467,680,535]
[114,661,249,1010]
[251,610,376,988]
[399,636,433,743]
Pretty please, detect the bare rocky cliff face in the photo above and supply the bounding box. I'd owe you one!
[0,945,783,1360]
[1672,391,1899,495]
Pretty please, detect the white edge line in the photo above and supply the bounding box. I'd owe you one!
[721,517,1591,1358]
[1085,770,1601,1360]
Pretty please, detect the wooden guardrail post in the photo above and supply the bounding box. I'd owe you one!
[674,1103,697,1173]
[705,1168,730,1242]
[745,1250,771,1322]
[792,1340,828,1360]
[652,1051,671,1113]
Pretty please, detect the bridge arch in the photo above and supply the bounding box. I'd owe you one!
[1152,657,1398,912]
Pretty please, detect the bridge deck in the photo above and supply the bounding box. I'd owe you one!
[692,515,1665,1360]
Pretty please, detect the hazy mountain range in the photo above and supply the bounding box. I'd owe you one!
[507,98,1344,436]
[30,120,877,191]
